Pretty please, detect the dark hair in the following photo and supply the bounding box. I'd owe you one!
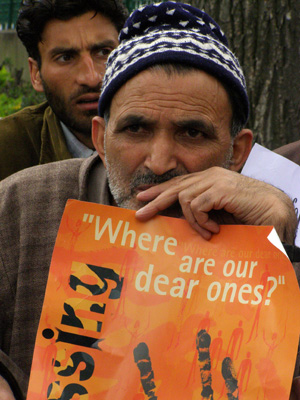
[16,0,128,63]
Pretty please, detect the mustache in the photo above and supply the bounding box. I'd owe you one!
[130,170,185,193]
[130,170,185,218]
[70,85,101,100]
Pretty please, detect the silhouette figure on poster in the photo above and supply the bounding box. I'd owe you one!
[237,351,252,394]
[247,266,271,343]
[210,330,223,370]
[168,278,195,350]
[227,320,244,360]
[263,328,286,359]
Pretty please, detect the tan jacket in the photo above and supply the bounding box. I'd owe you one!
[0,102,72,181]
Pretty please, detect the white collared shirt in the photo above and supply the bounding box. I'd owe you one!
[60,121,97,158]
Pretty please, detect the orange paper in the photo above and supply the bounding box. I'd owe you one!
[27,200,300,399]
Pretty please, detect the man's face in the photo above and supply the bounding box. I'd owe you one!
[30,11,119,147]
[94,68,235,210]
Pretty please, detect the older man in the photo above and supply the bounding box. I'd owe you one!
[0,0,128,181]
[0,3,298,399]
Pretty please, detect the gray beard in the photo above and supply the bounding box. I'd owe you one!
[105,138,234,212]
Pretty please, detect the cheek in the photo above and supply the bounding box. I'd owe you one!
[106,140,146,173]
[42,67,72,92]
[183,145,230,172]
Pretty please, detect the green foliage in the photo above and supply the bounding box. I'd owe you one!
[0,59,45,118]
[0,64,13,85]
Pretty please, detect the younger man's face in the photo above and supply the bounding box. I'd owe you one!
[29,11,119,147]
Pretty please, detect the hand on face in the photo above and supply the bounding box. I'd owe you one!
[94,68,292,241]
[135,167,297,244]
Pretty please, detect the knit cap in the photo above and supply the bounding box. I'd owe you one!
[98,1,249,124]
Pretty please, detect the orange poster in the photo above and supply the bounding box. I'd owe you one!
[27,200,300,399]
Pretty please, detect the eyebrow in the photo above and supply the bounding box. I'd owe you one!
[114,114,218,138]
[114,114,153,131]
[175,118,216,137]
[89,39,118,51]
[48,39,117,58]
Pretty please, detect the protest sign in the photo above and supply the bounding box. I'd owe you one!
[27,200,300,399]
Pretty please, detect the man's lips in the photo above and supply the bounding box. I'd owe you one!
[76,93,100,111]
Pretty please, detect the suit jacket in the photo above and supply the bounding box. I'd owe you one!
[0,102,72,181]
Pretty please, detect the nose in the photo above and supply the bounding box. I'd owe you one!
[144,134,178,175]
[76,55,102,87]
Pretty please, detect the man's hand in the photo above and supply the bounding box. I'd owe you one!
[0,376,16,400]
[135,167,297,244]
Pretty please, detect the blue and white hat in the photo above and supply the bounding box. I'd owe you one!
[98,1,249,124]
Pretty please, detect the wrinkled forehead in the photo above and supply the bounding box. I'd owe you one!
[107,67,233,132]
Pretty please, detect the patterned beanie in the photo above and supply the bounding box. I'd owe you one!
[98,1,249,125]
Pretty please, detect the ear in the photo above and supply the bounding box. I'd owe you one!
[28,57,44,92]
[92,116,106,166]
[228,129,253,172]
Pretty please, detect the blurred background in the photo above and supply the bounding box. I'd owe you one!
[1,0,300,149]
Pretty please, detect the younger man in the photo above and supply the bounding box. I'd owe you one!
[0,0,128,180]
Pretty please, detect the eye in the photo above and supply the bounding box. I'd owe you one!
[186,128,203,138]
[55,52,74,63]
[124,124,143,134]
[95,47,113,58]
[115,115,150,138]
[179,128,207,140]
[117,123,150,138]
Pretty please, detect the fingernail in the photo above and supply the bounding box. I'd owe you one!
[135,207,145,217]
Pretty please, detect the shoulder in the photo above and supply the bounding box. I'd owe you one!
[0,155,100,206]
[0,102,70,180]
[0,157,96,255]
[0,101,49,149]
[274,140,300,165]
[0,158,82,216]
[0,157,85,196]
[0,101,49,129]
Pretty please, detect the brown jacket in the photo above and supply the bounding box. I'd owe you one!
[0,102,72,181]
